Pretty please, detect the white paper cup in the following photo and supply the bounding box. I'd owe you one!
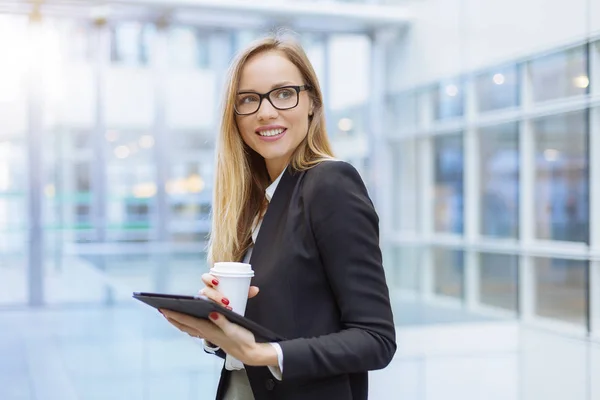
[210,262,254,316]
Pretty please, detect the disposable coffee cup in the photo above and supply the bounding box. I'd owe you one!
[209,262,254,316]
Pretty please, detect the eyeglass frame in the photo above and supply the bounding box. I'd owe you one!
[234,85,312,116]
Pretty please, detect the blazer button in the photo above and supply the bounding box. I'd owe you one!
[265,378,276,391]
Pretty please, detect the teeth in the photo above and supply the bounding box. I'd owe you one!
[258,129,284,137]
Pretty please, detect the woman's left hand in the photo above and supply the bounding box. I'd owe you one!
[159,309,277,367]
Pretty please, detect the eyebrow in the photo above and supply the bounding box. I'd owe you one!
[237,81,297,93]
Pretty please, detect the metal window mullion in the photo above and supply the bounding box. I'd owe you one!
[591,261,600,339]
[464,127,480,308]
[419,136,434,299]
[368,30,388,219]
[26,19,44,307]
[518,61,536,321]
[464,77,480,309]
[589,103,600,338]
[92,22,109,243]
[152,25,169,242]
[590,41,600,97]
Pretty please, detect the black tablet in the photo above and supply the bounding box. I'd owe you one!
[133,292,286,342]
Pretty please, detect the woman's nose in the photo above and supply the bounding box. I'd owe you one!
[256,99,278,120]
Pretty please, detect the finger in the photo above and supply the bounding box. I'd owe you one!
[201,273,219,289]
[199,287,232,309]
[163,309,216,333]
[207,312,233,335]
[248,286,260,299]
[165,316,201,337]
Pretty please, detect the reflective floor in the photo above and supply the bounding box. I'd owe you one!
[2,301,599,400]
[1,252,599,400]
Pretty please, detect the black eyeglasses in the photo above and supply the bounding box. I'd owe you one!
[234,85,311,116]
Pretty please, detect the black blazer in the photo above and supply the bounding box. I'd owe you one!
[211,160,396,400]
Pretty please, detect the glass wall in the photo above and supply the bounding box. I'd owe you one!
[479,123,519,238]
[386,39,598,337]
[533,111,589,243]
[0,16,29,306]
[475,64,520,112]
[529,45,589,103]
[433,134,464,234]
[0,16,354,307]
[478,253,519,312]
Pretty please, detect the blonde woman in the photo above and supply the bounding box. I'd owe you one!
[161,32,396,400]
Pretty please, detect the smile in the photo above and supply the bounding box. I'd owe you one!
[256,128,286,137]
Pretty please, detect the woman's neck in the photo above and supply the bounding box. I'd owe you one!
[265,157,289,182]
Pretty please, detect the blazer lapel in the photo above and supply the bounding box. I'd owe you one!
[249,166,300,274]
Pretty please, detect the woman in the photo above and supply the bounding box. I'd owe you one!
[160,31,396,400]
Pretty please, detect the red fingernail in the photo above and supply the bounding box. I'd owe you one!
[221,298,230,306]
[209,312,218,321]
[212,279,219,286]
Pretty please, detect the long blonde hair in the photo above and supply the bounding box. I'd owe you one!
[207,32,335,265]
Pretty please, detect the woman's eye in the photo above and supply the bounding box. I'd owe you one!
[240,95,258,104]
[274,89,293,99]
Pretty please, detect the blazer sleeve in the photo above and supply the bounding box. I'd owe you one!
[278,161,396,381]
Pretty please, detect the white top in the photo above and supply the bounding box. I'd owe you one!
[203,167,287,381]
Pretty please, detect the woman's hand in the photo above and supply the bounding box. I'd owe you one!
[159,309,278,367]
[198,273,260,310]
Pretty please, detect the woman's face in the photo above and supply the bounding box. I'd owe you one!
[235,51,313,177]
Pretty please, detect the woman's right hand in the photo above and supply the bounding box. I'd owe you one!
[199,273,260,311]
[190,274,259,347]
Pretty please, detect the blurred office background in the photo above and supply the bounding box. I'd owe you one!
[0,0,599,399]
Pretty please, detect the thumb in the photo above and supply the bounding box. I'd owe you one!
[248,286,260,299]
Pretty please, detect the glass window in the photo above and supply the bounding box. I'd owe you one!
[301,34,326,85]
[433,80,464,120]
[330,35,370,109]
[168,27,210,69]
[168,132,214,239]
[479,123,519,238]
[434,134,464,234]
[168,160,212,221]
[533,111,589,243]
[530,46,589,103]
[57,21,92,63]
[392,140,419,231]
[105,130,156,239]
[476,65,520,112]
[0,135,27,305]
[43,130,95,243]
[110,23,154,66]
[433,247,464,300]
[387,245,422,291]
[387,92,418,132]
[168,27,199,69]
[535,257,587,327]
[479,253,518,312]
[0,138,28,230]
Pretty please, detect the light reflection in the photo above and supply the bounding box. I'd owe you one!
[572,75,589,89]
[544,149,560,162]
[114,145,130,159]
[445,84,458,97]
[493,73,505,85]
[106,130,119,142]
[166,175,205,194]
[44,184,56,198]
[337,118,353,132]
[133,182,156,198]
[139,135,155,149]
